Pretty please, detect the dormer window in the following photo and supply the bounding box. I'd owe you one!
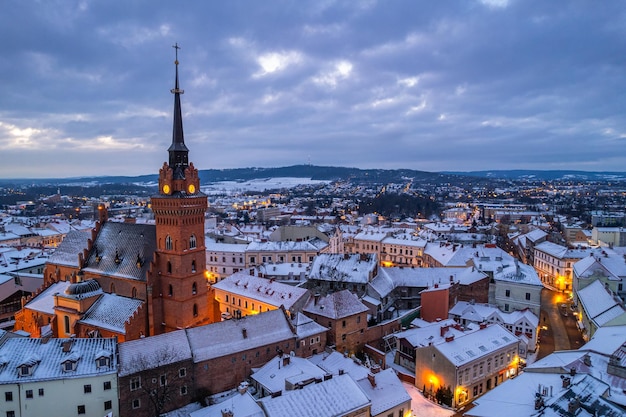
[20,365,34,376]
[62,359,78,372]
[96,357,110,368]
[18,355,41,377]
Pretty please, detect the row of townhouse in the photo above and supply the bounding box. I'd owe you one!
[533,241,597,293]
[205,239,326,283]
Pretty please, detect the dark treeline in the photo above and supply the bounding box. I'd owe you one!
[359,193,439,219]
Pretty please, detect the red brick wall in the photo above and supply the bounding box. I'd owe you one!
[119,358,194,417]
[421,286,450,323]
[194,338,296,394]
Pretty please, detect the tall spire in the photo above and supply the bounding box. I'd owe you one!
[168,43,189,178]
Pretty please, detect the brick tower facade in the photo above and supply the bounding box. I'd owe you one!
[150,46,209,333]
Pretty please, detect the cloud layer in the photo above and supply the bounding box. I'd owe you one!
[1,0,625,178]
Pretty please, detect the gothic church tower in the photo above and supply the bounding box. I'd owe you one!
[150,45,209,332]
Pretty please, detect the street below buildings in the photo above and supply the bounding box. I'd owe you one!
[536,289,585,360]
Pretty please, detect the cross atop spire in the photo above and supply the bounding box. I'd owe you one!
[173,42,181,63]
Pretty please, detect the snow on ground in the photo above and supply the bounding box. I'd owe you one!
[202,177,330,195]
[403,383,455,417]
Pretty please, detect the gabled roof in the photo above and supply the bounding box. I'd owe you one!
[435,324,519,367]
[186,309,295,363]
[308,253,377,284]
[213,272,309,311]
[292,312,327,339]
[578,280,626,327]
[78,293,143,334]
[303,290,368,319]
[259,373,370,417]
[24,280,71,314]
[47,229,92,267]
[82,222,156,281]
[118,330,192,376]
[356,368,411,416]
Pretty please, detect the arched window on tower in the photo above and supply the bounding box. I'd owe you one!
[166,235,173,250]
[193,304,198,317]
[190,234,197,249]
[191,260,196,273]
[64,316,70,335]
[192,282,197,295]
[168,284,173,297]
[167,261,172,274]
[132,287,137,298]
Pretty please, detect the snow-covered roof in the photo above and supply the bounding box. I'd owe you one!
[493,261,543,287]
[395,319,466,348]
[213,272,310,311]
[247,240,319,252]
[259,373,370,417]
[309,351,370,381]
[578,279,626,327]
[292,312,327,339]
[187,309,295,363]
[303,290,368,319]
[308,253,377,284]
[251,354,327,395]
[356,368,411,416]
[82,222,156,282]
[78,293,143,334]
[24,280,71,314]
[467,371,623,417]
[435,324,518,367]
[0,337,117,383]
[189,391,264,417]
[118,330,192,376]
[204,240,248,253]
[46,229,92,267]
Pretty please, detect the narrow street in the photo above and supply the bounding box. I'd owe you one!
[536,289,585,360]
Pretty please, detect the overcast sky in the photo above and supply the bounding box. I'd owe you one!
[1,1,625,178]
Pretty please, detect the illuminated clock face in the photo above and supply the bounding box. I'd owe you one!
[162,184,171,194]
[188,184,196,194]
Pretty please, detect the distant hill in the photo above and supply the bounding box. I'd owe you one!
[2,166,626,188]
[442,170,626,181]
[0,165,457,187]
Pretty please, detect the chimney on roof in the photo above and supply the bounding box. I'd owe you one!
[62,340,73,352]
[221,410,234,417]
[367,373,376,387]
[371,364,381,374]
[570,367,576,376]
[445,335,455,342]
[238,382,249,395]
[440,325,449,337]
[534,393,544,410]
[561,375,571,388]
[282,355,290,367]
[242,328,247,339]
[568,397,580,414]
[583,353,591,367]
[314,293,320,306]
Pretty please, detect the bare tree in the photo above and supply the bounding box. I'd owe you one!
[125,345,190,417]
